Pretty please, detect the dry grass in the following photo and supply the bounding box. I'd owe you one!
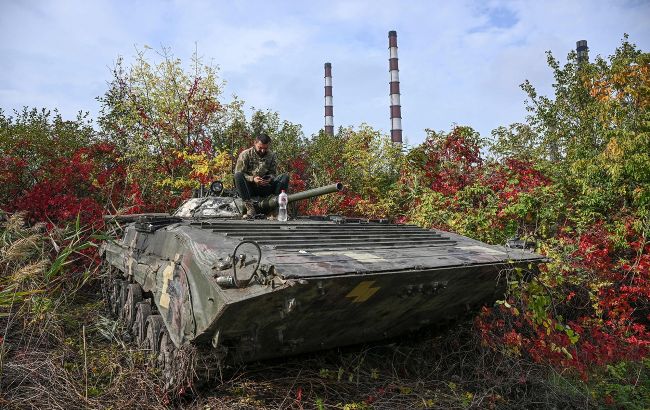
[0,212,167,409]
[0,295,169,409]
[2,234,43,263]
[10,259,49,284]
[1,306,592,410]
[183,323,591,409]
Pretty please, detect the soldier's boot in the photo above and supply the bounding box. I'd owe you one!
[243,201,256,219]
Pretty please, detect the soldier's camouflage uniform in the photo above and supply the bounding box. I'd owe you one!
[235,147,278,182]
[234,147,289,202]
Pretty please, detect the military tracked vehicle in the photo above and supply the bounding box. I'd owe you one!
[101,181,544,390]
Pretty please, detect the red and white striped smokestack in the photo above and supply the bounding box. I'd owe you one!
[324,62,334,135]
[388,30,402,144]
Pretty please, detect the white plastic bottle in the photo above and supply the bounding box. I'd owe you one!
[278,190,288,222]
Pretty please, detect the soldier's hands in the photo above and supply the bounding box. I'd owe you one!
[254,176,270,186]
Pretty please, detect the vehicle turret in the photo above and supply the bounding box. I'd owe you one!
[172,181,343,219]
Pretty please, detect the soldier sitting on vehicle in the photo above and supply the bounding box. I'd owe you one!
[234,133,289,219]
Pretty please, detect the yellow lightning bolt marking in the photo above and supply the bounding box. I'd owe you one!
[346,280,380,303]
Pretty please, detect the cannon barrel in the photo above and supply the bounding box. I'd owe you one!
[258,182,343,210]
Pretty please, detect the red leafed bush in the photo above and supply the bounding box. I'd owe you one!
[0,155,29,201]
[418,126,483,196]
[489,158,552,202]
[4,142,129,228]
[287,157,309,213]
[477,220,650,379]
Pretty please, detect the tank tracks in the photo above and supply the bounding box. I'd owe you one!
[101,262,223,395]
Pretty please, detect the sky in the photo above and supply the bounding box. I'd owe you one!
[1,0,649,146]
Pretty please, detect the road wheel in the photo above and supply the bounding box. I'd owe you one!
[133,301,152,345]
[101,265,114,314]
[143,315,164,360]
[109,279,127,318]
[121,284,143,329]
[157,329,178,391]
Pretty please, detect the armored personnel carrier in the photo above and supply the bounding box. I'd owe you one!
[101,181,544,390]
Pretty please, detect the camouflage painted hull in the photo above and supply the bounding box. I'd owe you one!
[101,217,543,363]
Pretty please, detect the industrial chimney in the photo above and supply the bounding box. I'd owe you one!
[324,62,334,135]
[576,40,588,64]
[388,30,402,144]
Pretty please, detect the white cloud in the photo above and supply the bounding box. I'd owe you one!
[1,0,649,144]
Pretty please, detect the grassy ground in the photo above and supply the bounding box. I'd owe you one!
[1,286,596,409]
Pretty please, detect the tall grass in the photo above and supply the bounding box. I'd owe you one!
[0,212,167,409]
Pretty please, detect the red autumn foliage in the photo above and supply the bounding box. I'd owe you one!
[0,156,29,200]
[418,127,483,196]
[288,157,309,213]
[2,142,131,228]
[476,220,649,379]
[485,158,551,202]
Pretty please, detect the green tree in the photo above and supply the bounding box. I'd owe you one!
[98,47,224,155]
[97,47,234,206]
[0,107,95,176]
[489,123,541,161]
[493,35,650,225]
[248,108,307,174]
[0,108,96,206]
[97,47,311,205]
[306,124,403,218]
